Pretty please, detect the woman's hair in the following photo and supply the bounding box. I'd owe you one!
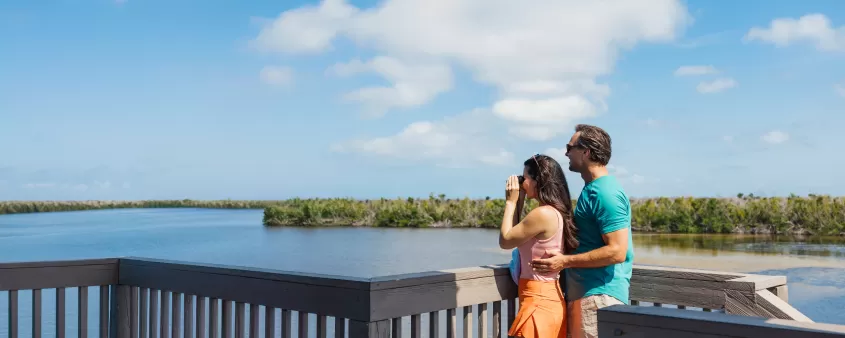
[524,154,579,254]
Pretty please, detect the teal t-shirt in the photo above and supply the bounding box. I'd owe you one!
[564,175,634,304]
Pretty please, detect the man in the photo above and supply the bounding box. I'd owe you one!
[530,124,634,338]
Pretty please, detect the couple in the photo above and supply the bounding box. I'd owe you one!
[499,124,634,338]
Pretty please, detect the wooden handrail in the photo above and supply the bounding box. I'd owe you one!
[0,257,819,338]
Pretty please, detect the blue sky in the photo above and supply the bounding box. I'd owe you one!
[1,0,844,201]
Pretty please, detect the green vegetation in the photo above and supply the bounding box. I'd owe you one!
[2,194,844,235]
[262,194,845,235]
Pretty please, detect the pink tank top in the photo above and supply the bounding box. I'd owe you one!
[518,206,564,281]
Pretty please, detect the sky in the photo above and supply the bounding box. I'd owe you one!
[1,0,844,201]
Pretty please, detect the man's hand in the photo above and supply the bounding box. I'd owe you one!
[530,250,569,274]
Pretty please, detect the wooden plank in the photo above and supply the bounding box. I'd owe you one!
[598,305,845,337]
[769,285,788,303]
[161,291,171,338]
[151,289,160,338]
[33,288,42,338]
[140,288,149,338]
[281,309,291,338]
[118,285,131,338]
[632,265,744,281]
[0,262,118,291]
[9,290,18,338]
[265,307,276,338]
[461,306,470,338]
[57,287,66,338]
[630,282,724,310]
[298,311,308,338]
[727,275,787,291]
[477,303,487,338]
[131,287,139,338]
[120,261,371,321]
[210,298,220,338]
[392,317,402,338]
[370,265,510,290]
[0,258,119,269]
[725,289,770,318]
[79,286,89,338]
[492,301,501,338]
[411,314,421,338]
[429,311,439,338]
[251,304,260,338]
[236,302,246,338]
[336,316,346,338]
[185,294,195,338]
[598,322,730,337]
[348,319,389,338]
[100,286,110,338]
[754,289,813,322]
[120,258,370,289]
[198,296,207,338]
[370,274,516,321]
[172,292,181,338]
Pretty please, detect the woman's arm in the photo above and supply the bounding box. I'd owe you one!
[499,203,554,249]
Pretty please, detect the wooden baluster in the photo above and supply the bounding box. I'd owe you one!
[57,287,66,338]
[298,311,308,338]
[265,307,276,338]
[392,317,402,338]
[477,304,487,338]
[197,297,207,338]
[79,287,89,338]
[9,290,19,338]
[428,311,439,338]
[335,317,346,338]
[492,302,501,338]
[140,288,149,338]
[131,287,139,338]
[210,298,220,338]
[185,294,195,338]
[151,290,160,338]
[172,292,182,338]
[33,289,42,338]
[410,315,421,338]
[100,286,110,338]
[318,315,328,338]
[235,302,246,338]
[461,306,471,338]
[281,309,292,338]
[161,291,171,338]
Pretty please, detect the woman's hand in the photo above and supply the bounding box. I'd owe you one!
[505,175,521,203]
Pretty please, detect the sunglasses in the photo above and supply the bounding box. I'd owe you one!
[566,142,584,153]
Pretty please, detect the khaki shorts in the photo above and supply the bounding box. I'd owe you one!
[566,294,624,338]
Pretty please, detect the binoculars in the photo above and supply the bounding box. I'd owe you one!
[518,175,525,185]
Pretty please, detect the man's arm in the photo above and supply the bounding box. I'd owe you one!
[530,190,630,272]
[558,228,628,268]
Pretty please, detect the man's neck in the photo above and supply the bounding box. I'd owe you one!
[580,164,609,184]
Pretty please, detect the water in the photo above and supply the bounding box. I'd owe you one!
[0,208,843,336]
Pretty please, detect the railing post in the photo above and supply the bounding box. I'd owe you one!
[109,285,131,338]
[348,320,390,338]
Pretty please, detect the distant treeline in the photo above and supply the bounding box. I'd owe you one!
[0,199,280,215]
[262,193,845,236]
[2,194,844,235]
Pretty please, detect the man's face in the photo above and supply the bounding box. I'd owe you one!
[565,132,587,173]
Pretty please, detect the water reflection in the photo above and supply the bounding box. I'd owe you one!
[633,233,845,258]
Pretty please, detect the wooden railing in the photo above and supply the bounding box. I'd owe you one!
[597,305,845,337]
[0,257,822,338]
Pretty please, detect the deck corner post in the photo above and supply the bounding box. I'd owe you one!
[768,285,788,303]
[109,285,131,338]
[348,319,390,338]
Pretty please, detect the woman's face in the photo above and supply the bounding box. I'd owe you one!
[522,165,538,199]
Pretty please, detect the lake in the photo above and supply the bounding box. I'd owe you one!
[1,208,844,337]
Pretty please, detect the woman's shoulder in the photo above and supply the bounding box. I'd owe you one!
[525,205,559,225]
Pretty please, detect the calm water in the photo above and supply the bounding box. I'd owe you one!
[1,208,844,336]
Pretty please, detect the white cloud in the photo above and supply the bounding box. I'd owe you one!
[722,135,734,143]
[744,14,845,52]
[94,181,112,189]
[328,56,453,116]
[607,164,646,184]
[331,108,512,167]
[762,130,790,144]
[250,0,358,54]
[255,0,691,164]
[696,78,737,93]
[835,83,845,98]
[674,65,718,76]
[23,183,55,189]
[259,66,294,86]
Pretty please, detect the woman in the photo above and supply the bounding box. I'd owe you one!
[499,154,579,338]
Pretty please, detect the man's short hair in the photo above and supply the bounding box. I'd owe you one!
[575,124,612,166]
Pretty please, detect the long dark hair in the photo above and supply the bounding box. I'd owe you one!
[523,154,579,254]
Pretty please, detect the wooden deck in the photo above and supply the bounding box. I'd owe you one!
[1,257,844,337]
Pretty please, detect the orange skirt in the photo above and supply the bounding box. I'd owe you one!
[508,278,567,338]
